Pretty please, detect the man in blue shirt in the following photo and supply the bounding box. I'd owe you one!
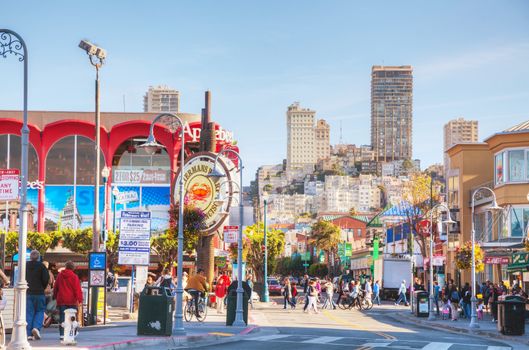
[433,281,441,315]
[373,280,381,305]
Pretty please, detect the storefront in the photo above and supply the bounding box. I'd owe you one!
[0,110,237,233]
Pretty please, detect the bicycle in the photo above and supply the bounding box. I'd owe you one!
[184,292,208,322]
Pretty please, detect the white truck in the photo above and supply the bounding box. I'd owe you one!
[381,258,411,300]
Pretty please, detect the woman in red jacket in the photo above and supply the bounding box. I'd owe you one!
[53,261,83,340]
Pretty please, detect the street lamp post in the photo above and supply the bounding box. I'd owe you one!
[101,166,110,250]
[79,39,106,326]
[1,28,31,350]
[138,113,186,334]
[210,149,246,326]
[428,203,455,321]
[112,187,119,234]
[469,187,502,328]
[263,199,269,303]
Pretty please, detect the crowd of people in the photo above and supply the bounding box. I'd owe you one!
[279,274,382,313]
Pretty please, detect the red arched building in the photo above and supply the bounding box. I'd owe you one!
[0,110,237,233]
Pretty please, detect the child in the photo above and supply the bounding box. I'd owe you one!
[442,298,451,320]
[477,300,484,320]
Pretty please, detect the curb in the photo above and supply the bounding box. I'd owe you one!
[388,312,529,346]
[84,325,260,350]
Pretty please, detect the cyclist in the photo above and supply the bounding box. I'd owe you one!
[185,269,208,317]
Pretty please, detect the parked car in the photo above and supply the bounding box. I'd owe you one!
[267,278,282,295]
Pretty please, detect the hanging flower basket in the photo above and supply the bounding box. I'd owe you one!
[455,241,484,272]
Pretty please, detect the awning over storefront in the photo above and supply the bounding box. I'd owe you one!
[507,252,529,272]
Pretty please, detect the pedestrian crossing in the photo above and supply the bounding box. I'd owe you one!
[246,334,512,349]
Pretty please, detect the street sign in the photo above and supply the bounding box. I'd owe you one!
[115,191,139,204]
[223,225,239,244]
[89,270,106,287]
[0,169,20,201]
[338,243,345,258]
[89,252,106,270]
[345,243,352,257]
[303,263,309,267]
[118,211,151,266]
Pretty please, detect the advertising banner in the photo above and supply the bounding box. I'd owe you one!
[484,256,509,265]
[113,169,169,185]
[0,169,20,201]
[345,243,352,257]
[118,211,151,266]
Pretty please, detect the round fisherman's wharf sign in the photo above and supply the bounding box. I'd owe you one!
[174,152,233,234]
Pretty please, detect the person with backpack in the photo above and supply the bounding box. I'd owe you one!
[448,281,460,321]
[157,268,176,295]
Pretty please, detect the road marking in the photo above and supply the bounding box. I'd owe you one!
[321,310,396,340]
[302,336,342,344]
[361,343,390,348]
[421,343,453,350]
[248,334,291,341]
[487,347,512,350]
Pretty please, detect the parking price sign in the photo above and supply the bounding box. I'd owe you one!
[118,211,151,266]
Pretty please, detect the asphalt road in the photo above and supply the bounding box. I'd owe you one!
[190,299,522,350]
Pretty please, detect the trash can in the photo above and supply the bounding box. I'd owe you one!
[226,281,252,326]
[414,291,429,317]
[497,295,526,335]
[137,286,174,336]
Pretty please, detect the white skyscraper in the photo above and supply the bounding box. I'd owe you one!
[286,103,330,175]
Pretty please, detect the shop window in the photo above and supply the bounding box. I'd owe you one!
[46,136,104,185]
[0,134,39,181]
[511,208,524,237]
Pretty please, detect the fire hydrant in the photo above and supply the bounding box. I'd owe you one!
[61,308,79,345]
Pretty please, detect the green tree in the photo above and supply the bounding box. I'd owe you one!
[27,231,62,257]
[2,231,20,257]
[150,204,206,268]
[106,230,120,271]
[61,228,93,254]
[310,220,341,275]
[308,263,328,278]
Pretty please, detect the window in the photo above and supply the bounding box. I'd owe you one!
[357,228,362,237]
[508,150,525,182]
[495,153,504,185]
[511,208,524,237]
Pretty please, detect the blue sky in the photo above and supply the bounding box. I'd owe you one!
[1,1,529,184]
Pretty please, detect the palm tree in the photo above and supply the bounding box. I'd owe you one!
[310,220,341,275]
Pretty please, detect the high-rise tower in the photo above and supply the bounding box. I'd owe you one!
[371,66,413,162]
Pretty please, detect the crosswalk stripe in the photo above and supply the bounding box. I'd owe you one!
[302,336,343,344]
[361,343,390,348]
[487,347,511,350]
[248,334,291,341]
[421,343,453,350]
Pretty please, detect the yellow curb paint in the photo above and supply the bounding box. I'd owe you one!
[208,332,234,337]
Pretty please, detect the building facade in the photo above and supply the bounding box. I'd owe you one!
[371,65,413,162]
[446,120,529,289]
[315,119,331,161]
[0,110,236,233]
[443,117,478,173]
[286,102,316,171]
[143,85,180,113]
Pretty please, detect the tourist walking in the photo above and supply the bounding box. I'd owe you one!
[282,277,294,309]
[373,280,381,305]
[433,281,441,315]
[54,261,83,340]
[395,280,408,306]
[26,250,50,341]
[324,278,336,309]
[447,281,460,321]
[304,279,319,314]
[215,272,229,314]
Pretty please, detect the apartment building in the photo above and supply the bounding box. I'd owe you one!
[371,66,413,162]
[443,117,478,172]
[143,85,180,113]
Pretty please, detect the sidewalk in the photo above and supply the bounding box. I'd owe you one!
[9,310,260,350]
[388,309,529,346]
